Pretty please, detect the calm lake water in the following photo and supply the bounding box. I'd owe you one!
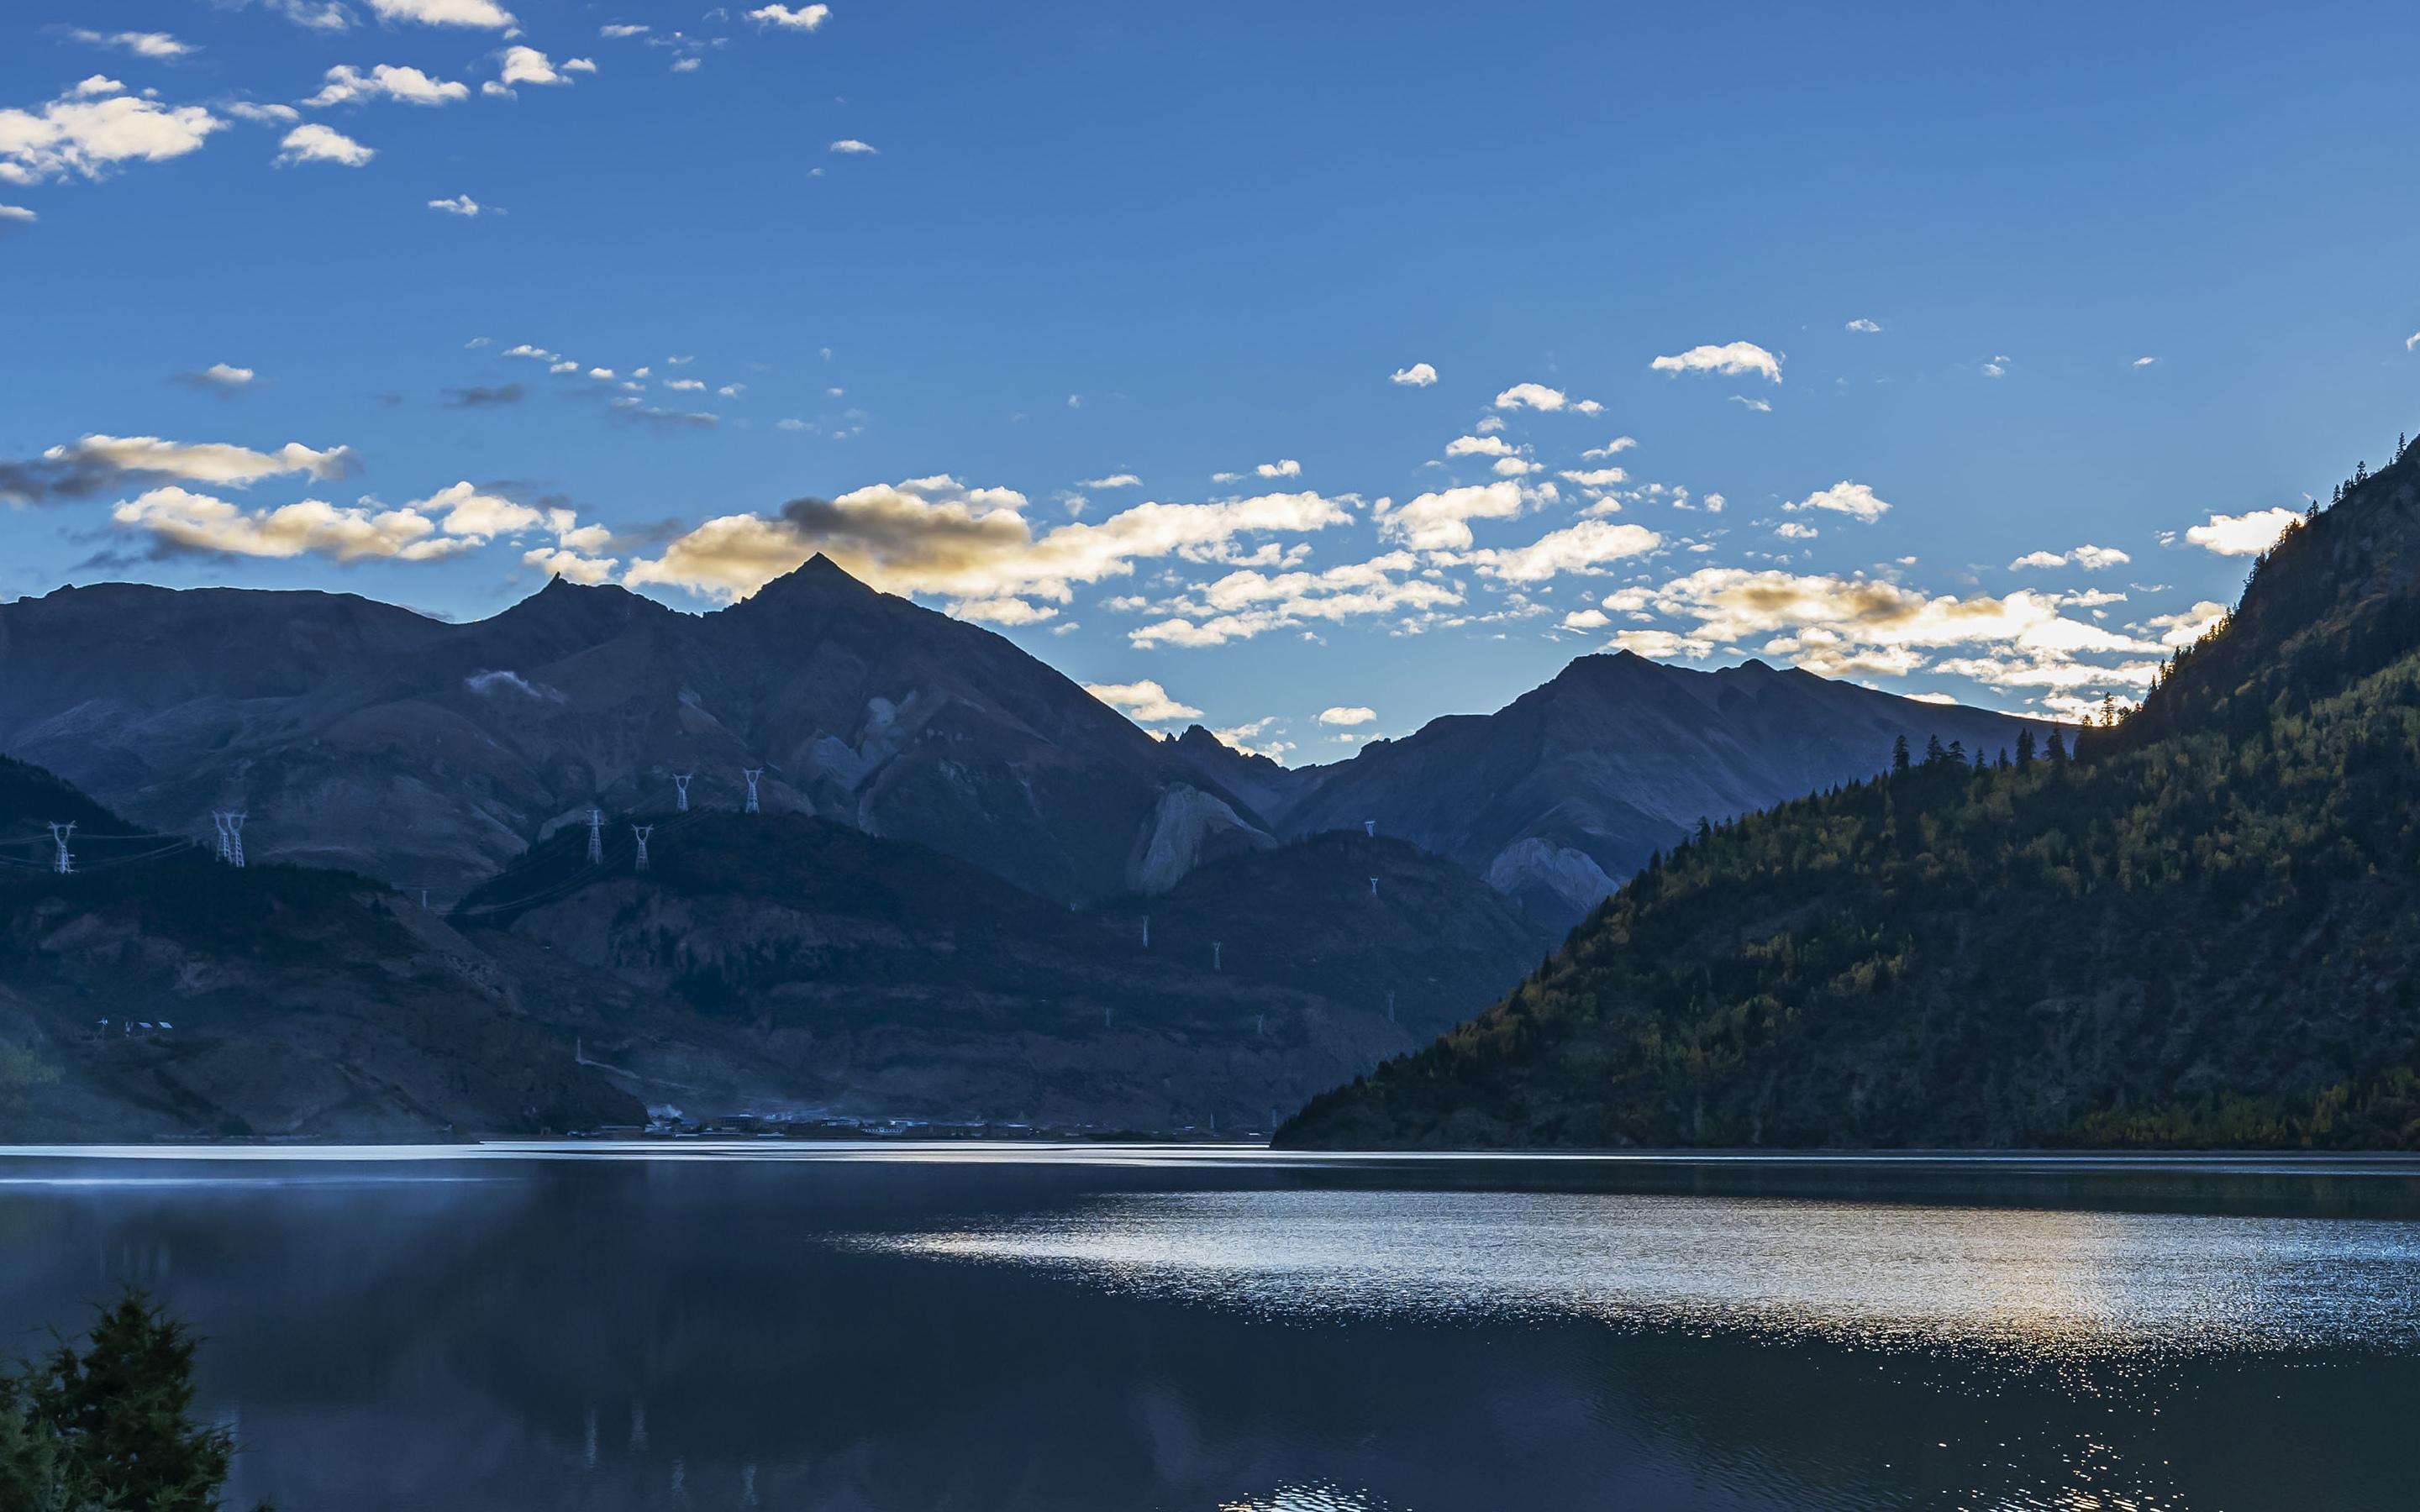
[3,1144,2418,1510]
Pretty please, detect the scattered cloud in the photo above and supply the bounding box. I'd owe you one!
[0,433,355,507]
[1560,607,1609,631]
[1981,354,2010,378]
[0,203,34,228]
[1444,434,1514,459]
[224,102,300,124]
[175,362,256,391]
[427,193,486,215]
[829,138,877,155]
[2145,600,2228,648]
[1650,341,1782,382]
[363,0,517,27]
[2182,507,2298,557]
[1316,705,1375,727]
[304,63,469,107]
[1582,437,1639,459]
[276,123,375,166]
[1729,395,1772,412]
[1254,459,1302,479]
[625,477,1355,621]
[65,29,196,59]
[748,3,831,29]
[2010,544,2131,571]
[1127,553,1458,648]
[1079,473,1141,489]
[601,24,651,38]
[1610,628,1714,660]
[0,87,224,185]
[1559,467,1627,487]
[1775,522,1818,540]
[1211,717,1292,761]
[1470,518,1662,582]
[1085,679,1202,724]
[1374,480,1524,550]
[112,486,465,562]
[1491,382,1600,414]
[1783,480,1891,523]
[493,47,587,90]
[1389,362,1438,387]
[2133,356,2159,367]
[1845,318,1881,333]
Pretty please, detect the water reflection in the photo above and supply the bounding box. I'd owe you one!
[0,1147,2412,1510]
[876,1189,2420,1359]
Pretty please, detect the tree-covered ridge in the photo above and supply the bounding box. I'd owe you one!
[1281,438,2420,1150]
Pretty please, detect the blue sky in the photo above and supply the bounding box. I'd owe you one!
[4,2,2417,759]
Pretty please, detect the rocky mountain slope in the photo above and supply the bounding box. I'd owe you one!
[453,813,1549,1131]
[0,755,641,1140]
[1,557,2042,929]
[0,753,1550,1139]
[0,558,1275,905]
[1274,655,2046,925]
[1281,439,2420,1152]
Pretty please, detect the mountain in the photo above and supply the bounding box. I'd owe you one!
[1275,654,2045,925]
[0,755,642,1140]
[0,750,1551,1139]
[0,557,1276,905]
[450,814,1552,1131]
[1279,440,2420,1152]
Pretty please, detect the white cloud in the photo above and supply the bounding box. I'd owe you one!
[601,24,650,38]
[427,193,483,215]
[0,203,33,225]
[2407,331,2420,352]
[275,123,374,166]
[1650,341,1782,382]
[523,547,618,584]
[1080,472,1142,489]
[1374,480,1524,550]
[363,0,517,26]
[1470,518,1662,583]
[2133,356,2159,367]
[496,47,581,88]
[1491,457,1541,477]
[1492,382,1560,411]
[1254,459,1302,479]
[1981,354,2010,379]
[1784,480,1891,523]
[2009,544,2131,572]
[1127,553,1459,648]
[1610,628,1715,660]
[1211,717,1292,761]
[0,89,224,185]
[1444,434,1515,459]
[1775,522,1817,539]
[829,138,877,155]
[1559,468,1627,487]
[1085,680,1202,724]
[1582,437,1639,459]
[224,102,301,124]
[1389,362,1438,387]
[193,362,255,388]
[0,434,355,506]
[1845,318,1881,333]
[71,77,126,99]
[748,3,832,29]
[1729,395,1772,412]
[625,477,1355,619]
[2183,507,2298,557]
[305,63,470,107]
[66,29,197,58]
[112,486,464,562]
[549,360,578,373]
[502,344,555,360]
[260,1,354,31]
[1560,608,1609,631]
[2145,600,2228,648]
[1316,705,1376,727]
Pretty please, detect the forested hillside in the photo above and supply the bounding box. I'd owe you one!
[1281,437,2420,1150]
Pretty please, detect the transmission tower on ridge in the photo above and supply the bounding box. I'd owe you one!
[47,822,74,876]
[742,769,764,814]
[632,824,654,872]
[1363,819,1376,837]
[586,808,604,866]
[673,773,693,813]
[1213,941,1223,972]
[210,812,247,868]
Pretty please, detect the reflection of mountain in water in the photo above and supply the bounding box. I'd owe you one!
[0,1151,2413,1511]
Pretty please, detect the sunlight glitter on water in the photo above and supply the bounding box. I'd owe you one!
[868,1189,2420,1361]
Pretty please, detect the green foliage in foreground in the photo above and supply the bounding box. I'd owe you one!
[0,1293,260,1512]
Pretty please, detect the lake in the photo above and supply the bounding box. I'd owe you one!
[3,1144,2417,1510]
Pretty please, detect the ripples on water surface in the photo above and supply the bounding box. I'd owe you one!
[0,1143,2415,1511]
